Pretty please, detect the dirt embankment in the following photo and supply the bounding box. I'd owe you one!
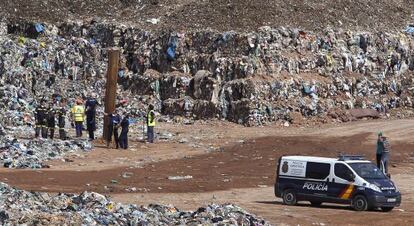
[2,0,413,32]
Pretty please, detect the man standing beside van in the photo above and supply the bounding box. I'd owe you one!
[376,132,385,168]
[376,132,391,175]
[382,136,391,175]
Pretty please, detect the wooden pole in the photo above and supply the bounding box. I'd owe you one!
[103,48,120,140]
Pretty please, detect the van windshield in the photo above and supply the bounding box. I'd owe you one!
[348,163,386,180]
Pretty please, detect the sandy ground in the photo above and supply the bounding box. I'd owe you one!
[0,119,414,225]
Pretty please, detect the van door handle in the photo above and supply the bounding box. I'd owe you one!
[332,178,335,183]
[326,178,330,182]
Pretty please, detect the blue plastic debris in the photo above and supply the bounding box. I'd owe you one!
[128,118,137,124]
[166,36,178,60]
[35,23,44,33]
[406,25,414,35]
[167,47,176,60]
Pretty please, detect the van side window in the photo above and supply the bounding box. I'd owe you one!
[334,163,353,180]
[306,162,330,180]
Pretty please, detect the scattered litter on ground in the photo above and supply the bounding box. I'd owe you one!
[168,175,193,180]
[0,133,91,168]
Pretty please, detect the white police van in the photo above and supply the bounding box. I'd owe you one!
[274,155,401,211]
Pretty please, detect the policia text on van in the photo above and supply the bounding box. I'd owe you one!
[274,155,401,211]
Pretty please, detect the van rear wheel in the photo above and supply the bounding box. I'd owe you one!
[282,189,297,205]
[352,195,368,211]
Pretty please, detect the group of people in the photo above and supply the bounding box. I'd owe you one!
[34,94,101,141]
[104,109,130,149]
[34,94,157,149]
[34,99,67,140]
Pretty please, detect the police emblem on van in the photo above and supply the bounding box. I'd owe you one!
[303,182,328,191]
[282,161,289,173]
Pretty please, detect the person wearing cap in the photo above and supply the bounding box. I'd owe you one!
[146,104,156,143]
[85,93,99,141]
[71,99,85,137]
[35,99,49,138]
[382,136,391,175]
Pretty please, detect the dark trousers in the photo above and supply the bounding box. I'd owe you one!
[147,126,154,143]
[42,127,48,138]
[60,64,65,77]
[108,126,119,148]
[75,121,83,137]
[35,125,41,138]
[88,128,94,140]
[35,124,48,138]
[376,154,382,169]
[49,128,55,139]
[119,131,128,149]
[59,128,66,140]
[86,120,95,140]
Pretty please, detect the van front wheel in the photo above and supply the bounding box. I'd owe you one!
[352,195,368,211]
[283,189,297,205]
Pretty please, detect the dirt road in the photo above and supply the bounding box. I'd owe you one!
[114,166,414,226]
[0,119,413,225]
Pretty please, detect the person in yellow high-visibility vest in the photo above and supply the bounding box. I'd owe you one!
[146,104,156,143]
[71,99,85,137]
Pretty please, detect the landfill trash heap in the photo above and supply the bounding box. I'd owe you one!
[0,128,92,169]
[1,21,414,128]
[0,182,270,225]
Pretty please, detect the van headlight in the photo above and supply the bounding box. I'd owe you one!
[395,185,400,193]
[369,184,382,193]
